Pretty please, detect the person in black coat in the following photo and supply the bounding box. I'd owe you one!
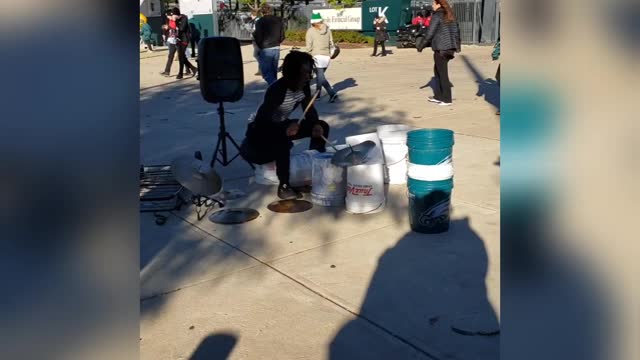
[240,52,330,200]
[189,22,201,59]
[423,0,461,106]
[371,15,389,57]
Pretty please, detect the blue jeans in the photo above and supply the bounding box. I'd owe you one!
[258,47,280,85]
[315,67,336,97]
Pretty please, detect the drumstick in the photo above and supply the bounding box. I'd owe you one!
[319,134,339,152]
[297,89,321,124]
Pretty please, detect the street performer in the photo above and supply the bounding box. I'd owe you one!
[240,51,330,200]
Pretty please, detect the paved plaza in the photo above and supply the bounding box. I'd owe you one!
[140,44,500,360]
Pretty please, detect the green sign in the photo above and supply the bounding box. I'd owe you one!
[361,0,411,32]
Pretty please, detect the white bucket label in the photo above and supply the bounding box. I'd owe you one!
[347,183,375,196]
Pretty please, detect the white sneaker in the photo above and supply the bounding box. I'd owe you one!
[427,96,441,103]
[438,102,452,106]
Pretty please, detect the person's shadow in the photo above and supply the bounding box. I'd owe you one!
[332,77,358,92]
[329,218,499,359]
[189,333,238,360]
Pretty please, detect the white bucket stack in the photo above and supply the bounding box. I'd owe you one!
[344,133,386,214]
[311,153,346,206]
[254,150,318,186]
[377,125,413,184]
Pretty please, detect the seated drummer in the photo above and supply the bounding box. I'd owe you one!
[241,51,330,200]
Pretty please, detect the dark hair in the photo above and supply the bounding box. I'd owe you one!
[281,52,315,89]
[417,12,424,17]
[434,0,455,22]
[171,7,181,15]
[164,10,173,16]
[260,4,272,16]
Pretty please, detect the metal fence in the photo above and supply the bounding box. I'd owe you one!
[218,11,253,40]
[451,0,482,44]
[214,0,498,44]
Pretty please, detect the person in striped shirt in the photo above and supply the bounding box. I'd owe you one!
[241,52,330,200]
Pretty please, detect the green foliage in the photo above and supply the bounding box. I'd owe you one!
[285,29,306,42]
[333,31,375,44]
[326,0,358,10]
[286,30,374,44]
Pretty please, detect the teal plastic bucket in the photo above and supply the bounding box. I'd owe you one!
[407,177,453,233]
[407,129,454,165]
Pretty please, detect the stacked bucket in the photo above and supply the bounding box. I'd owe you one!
[406,129,455,233]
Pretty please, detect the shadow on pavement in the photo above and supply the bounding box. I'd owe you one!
[330,218,500,359]
[189,332,238,360]
[460,54,500,110]
[332,77,358,93]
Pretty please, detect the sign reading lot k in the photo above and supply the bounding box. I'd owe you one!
[361,0,410,33]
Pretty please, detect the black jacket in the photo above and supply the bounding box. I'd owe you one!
[424,9,461,52]
[253,15,285,49]
[246,79,319,143]
[176,15,191,43]
[373,20,389,42]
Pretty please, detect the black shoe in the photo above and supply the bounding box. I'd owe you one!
[160,71,170,76]
[277,183,302,200]
[329,93,338,103]
[381,53,387,57]
[176,74,184,80]
[191,68,198,78]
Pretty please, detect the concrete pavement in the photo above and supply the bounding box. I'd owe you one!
[140,44,500,359]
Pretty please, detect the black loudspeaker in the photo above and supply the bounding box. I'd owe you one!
[198,37,244,103]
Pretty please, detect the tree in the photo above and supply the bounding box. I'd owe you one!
[326,0,358,10]
[239,0,267,12]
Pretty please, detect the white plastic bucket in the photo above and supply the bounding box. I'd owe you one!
[253,150,317,186]
[311,153,346,207]
[377,125,412,185]
[345,163,386,214]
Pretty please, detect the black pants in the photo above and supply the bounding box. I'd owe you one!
[177,42,197,76]
[241,118,330,185]
[163,44,177,73]
[190,37,200,58]
[433,51,452,103]
[373,41,386,56]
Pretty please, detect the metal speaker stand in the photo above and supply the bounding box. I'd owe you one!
[208,101,251,169]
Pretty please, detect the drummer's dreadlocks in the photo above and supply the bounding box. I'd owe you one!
[282,51,315,89]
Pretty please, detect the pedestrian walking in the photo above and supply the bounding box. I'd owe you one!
[423,0,461,106]
[371,15,389,57]
[160,11,178,76]
[245,11,262,76]
[253,5,285,85]
[189,23,201,59]
[171,8,198,80]
[303,13,338,103]
[140,21,154,52]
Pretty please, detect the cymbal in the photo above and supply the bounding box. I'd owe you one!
[267,199,313,213]
[331,140,377,167]
[209,208,260,224]
[171,155,222,196]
